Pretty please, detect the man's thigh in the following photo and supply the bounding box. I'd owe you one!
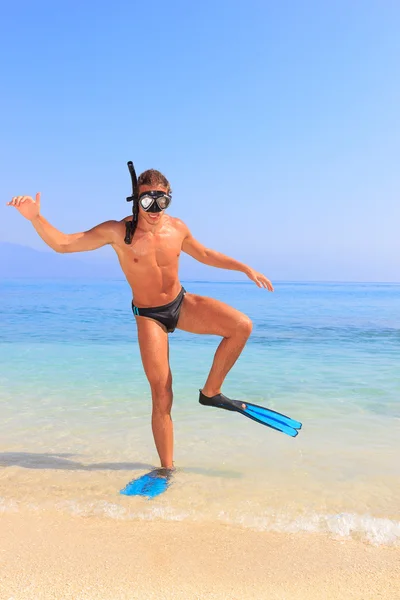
[176,293,251,337]
[136,317,171,389]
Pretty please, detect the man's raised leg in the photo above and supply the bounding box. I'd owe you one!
[177,294,252,396]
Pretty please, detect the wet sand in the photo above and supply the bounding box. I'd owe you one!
[1,510,399,600]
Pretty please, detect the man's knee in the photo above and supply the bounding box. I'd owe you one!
[149,378,173,414]
[236,315,253,339]
[152,396,173,417]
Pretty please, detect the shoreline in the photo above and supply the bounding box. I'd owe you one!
[1,510,399,600]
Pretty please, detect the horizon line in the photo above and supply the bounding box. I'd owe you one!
[1,276,399,285]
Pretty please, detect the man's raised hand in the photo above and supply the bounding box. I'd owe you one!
[7,193,41,221]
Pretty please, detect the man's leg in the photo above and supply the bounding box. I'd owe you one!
[136,317,174,469]
[177,294,252,396]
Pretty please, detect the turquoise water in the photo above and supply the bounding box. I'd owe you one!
[1,279,399,545]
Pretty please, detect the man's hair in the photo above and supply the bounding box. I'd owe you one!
[137,169,171,194]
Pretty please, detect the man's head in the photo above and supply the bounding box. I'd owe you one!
[137,169,172,225]
[137,169,171,195]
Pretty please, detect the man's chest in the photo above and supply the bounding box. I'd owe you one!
[119,231,182,267]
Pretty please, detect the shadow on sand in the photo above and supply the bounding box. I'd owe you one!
[0,452,152,472]
[0,451,243,478]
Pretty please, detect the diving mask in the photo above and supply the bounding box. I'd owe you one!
[138,190,172,213]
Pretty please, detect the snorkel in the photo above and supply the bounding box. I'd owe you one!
[124,161,172,244]
[124,161,138,245]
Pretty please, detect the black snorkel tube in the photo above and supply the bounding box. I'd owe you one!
[124,161,139,244]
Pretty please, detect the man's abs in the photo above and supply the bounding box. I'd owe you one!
[114,249,182,307]
[112,216,185,306]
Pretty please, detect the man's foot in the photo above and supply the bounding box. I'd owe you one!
[198,391,302,437]
[200,387,221,398]
[199,390,246,411]
[200,390,247,410]
[120,467,175,498]
[156,467,175,478]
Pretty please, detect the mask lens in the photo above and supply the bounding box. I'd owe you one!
[157,195,171,210]
[140,195,154,210]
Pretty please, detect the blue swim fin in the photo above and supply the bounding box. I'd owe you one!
[120,468,173,499]
[199,391,302,437]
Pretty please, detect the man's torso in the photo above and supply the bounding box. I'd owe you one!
[110,215,185,307]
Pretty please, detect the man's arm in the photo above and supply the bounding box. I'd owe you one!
[7,193,116,253]
[181,225,274,290]
[182,229,249,273]
[31,215,116,253]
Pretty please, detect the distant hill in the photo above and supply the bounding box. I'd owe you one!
[0,242,246,281]
[0,242,121,279]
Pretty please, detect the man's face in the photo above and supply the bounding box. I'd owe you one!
[137,184,169,225]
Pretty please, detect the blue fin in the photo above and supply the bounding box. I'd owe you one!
[243,402,302,430]
[240,404,299,437]
[120,468,173,499]
[199,391,302,437]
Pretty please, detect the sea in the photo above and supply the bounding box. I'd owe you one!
[1,279,399,546]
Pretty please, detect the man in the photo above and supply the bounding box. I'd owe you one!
[8,166,274,470]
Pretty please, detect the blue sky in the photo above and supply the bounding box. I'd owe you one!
[1,0,399,281]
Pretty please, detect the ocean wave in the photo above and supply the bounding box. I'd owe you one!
[1,496,397,546]
[221,510,400,546]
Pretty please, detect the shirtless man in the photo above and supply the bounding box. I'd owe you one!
[7,166,274,470]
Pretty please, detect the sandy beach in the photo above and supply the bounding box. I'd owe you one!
[1,509,399,600]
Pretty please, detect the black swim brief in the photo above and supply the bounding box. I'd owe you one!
[131,287,186,333]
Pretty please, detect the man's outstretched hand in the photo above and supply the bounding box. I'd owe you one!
[246,268,274,291]
[7,193,41,221]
